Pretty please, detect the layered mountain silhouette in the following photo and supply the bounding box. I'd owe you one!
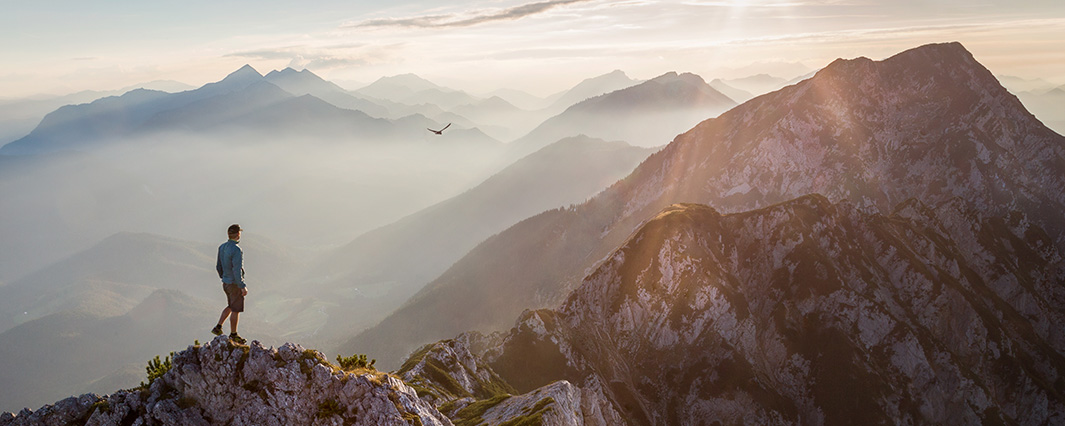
[4,41,1065,424]
[310,136,653,345]
[0,232,298,335]
[0,66,474,155]
[346,42,1065,369]
[263,67,389,118]
[511,71,737,155]
[541,69,642,115]
[0,151,163,281]
[0,289,222,413]
[0,81,193,145]
[1017,86,1065,134]
[0,231,307,412]
[355,73,447,101]
[719,73,789,96]
[708,78,756,103]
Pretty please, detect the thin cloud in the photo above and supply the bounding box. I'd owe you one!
[225,48,370,69]
[350,0,595,29]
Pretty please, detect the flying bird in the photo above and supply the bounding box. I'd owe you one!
[428,123,451,135]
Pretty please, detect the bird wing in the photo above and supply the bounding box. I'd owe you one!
[442,123,451,131]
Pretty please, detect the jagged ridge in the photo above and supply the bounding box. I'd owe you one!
[485,196,1065,424]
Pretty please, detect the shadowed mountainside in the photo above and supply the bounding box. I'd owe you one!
[344,42,1065,369]
[484,197,1065,424]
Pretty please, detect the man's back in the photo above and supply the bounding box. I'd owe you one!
[216,240,244,287]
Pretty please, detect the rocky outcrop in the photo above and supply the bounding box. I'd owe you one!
[397,332,516,404]
[397,332,624,426]
[487,198,1065,425]
[1,336,451,426]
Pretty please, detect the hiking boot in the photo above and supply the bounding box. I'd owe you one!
[229,333,247,344]
[211,324,223,336]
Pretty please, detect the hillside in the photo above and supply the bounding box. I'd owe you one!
[0,232,298,334]
[344,42,1065,369]
[314,136,653,346]
[512,71,736,154]
[484,198,1065,424]
[0,290,226,413]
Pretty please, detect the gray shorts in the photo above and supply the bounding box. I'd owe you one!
[223,283,245,313]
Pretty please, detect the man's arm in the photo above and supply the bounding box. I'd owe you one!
[216,246,224,279]
[232,247,246,288]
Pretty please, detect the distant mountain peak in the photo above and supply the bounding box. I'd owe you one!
[819,42,977,81]
[374,73,439,88]
[649,71,706,85]
[219,64,264,86]
[264,67,326,82]
[228,64,262,77]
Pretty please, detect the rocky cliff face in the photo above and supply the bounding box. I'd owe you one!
[395,333,626,426]
[619,42,1065,241]
[485,198,1065,425]
[1,336,451,426]
[2,334,621,426]
[348,41,1065,367]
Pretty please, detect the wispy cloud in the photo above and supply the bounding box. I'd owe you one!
[681,0,857,7]
[224,46,378,70]
[715,18,1065,46]
[349,0,595,29]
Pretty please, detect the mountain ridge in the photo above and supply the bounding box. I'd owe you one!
[346,41,1065,370]
[481,195,1065,423]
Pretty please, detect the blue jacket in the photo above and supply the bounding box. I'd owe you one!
[216,239,245,288]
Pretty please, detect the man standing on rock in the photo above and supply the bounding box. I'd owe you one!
[212,224,247,344]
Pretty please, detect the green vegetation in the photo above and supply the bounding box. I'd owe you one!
[176,396,198,409]
[299,349,329,376]
[141,353,173,387]
[499,397,555,426]
[337,353,376,371]
[89,399,111,415]
[398,344,434,374]
[317,399,345,419]
[453,394,511,426]
[397,340,517,405]
[402,412,424,426]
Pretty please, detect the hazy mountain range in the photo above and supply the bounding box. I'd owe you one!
[0,59,689,411]
[510,72,737,157]
[344,42,1065,371]
[0,80,194,146]
[3,41,1064,424]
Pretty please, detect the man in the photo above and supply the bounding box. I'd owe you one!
[212,224,247,344]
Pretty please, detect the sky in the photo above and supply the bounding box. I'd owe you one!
[2,0,1065,98]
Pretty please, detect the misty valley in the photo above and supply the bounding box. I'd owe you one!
[2,42,1065,425]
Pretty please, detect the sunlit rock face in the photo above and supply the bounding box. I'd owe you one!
[487,198,1065,425]
[614,42,1065,248]
[1,336,452,426]
[396,332,625,426]
[350,41,1065,370]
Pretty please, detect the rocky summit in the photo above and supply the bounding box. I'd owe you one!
[2,334,620,426]
[0,336,450,426]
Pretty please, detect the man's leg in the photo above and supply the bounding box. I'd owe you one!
[230,311,240,334]
[217,307,232,326]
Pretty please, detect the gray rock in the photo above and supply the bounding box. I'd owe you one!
[4,336,453,426]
